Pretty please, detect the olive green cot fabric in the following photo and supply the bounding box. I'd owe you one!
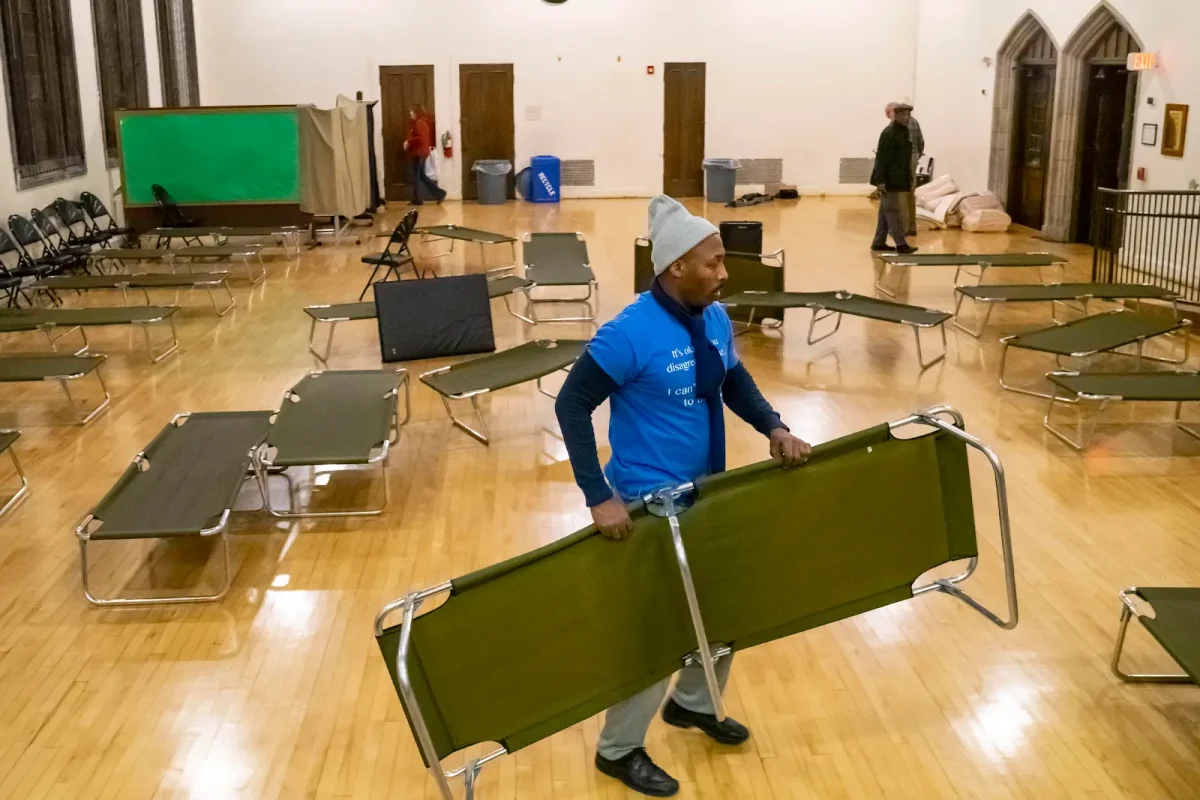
[486,276,534,297]
[1007,312,1182,356]
[89,248,179,261]
[958,283,1177,303]
[723,291,948,326]
[420,340,588,398]
[0,354,106,381]
[1048,372,1200,401]
[0,306,179,331]
[1135,588,1200,682]
[266,371,402,467]
[0,430,19,454]
[168,246,264,258]
[420,225,515,244]
[631,240,784,324]
[152,226,300,238]
[89,411,272,540]
[880,253,1066,267]
[34,273,230,290]
[378,424,979,762]
[305,303,377,323]
[523,233,593,286]
[722,291,828,309]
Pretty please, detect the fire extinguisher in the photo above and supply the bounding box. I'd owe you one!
[442,131,454,159]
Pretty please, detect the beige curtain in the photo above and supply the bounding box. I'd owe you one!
[299,98,371,218]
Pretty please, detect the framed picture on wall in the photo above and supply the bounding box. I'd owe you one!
[1141,123,1158,146]
[1162,104,1189,158]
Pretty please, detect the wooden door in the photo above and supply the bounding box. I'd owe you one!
[380,65,435,202]
[1075,65,1132,242]
[459,63,515,201]
[1009,65,1054,229]
[663,63,706,198]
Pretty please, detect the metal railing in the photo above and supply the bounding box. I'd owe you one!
[1092,188,1200,304]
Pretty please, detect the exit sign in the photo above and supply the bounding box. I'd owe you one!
[1127,52,1158,70]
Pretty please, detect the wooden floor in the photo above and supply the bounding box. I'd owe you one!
[1,196,1198,799]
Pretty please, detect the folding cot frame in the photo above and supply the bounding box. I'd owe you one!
[304,276,537,363]
[997,311,1193,400]
[86,246,267,285]
[1111,587,1196,685]
[874,252,1068,298]
[1041,370,1200,450]
[250,369,411,519]
[952,283,1181,338]
[509,232,599,324]
[0,354,112,425]
[418,339,587,445]
[0,430,29,520]
[724,289,950,370]
[416,225,518,273]
[148,225,305,258]
[0,306,181,364]
[374,405,1018,800]
[33,272,238,317]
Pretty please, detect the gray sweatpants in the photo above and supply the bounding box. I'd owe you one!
[596,654,735,760]
[872,190,909,249]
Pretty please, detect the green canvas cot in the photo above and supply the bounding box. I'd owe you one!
[375,406,1017,799]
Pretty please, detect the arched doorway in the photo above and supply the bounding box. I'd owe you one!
[988,12,1058,232]
[1042,2,1143,242]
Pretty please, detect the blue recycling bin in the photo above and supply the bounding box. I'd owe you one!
[530,155,561,203]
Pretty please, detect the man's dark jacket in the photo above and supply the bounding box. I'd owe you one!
[870,122,912,192]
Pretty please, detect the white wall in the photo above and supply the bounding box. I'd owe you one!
[0,0,116,217]
[191,0,920,199]
[914,0,1200,193]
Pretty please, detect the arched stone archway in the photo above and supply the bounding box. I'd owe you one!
[1041,2,1143,242]
[987,11,1059,219]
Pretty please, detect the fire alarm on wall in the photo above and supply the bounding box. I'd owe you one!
[647,66,655,75]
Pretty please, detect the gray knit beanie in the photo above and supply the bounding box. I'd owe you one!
[647,195,720,276]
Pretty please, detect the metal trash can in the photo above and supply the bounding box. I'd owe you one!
[702,158,740,203]
[472,160,513,205]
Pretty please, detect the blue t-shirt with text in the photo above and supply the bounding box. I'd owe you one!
[588,292,738,501]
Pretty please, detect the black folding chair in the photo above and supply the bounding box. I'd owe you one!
[152,184,202,236]
[0,228,53,307]
[359,211,428,300]
[79,192,136,246]
[7,214,79,279]
[53,198,115,249]
[33,207,92,263]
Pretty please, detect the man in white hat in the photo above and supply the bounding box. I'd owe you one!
[555,195,811,797]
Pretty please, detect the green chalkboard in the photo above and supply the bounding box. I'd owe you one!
[118,107,300,207]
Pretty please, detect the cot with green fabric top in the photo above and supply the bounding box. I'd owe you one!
[33,272,237,316]
[0,430,29,521]
[953,282,1180,337]
[722,289,951,369]
[251,369,410,518]
[0,306,180,363]
[75,410,274,605]
[420,339,588,444]
[417,225,517,272]
[303,276,536,363]
[633,237,786,327]
[374,406,1017,799]
[86,245,266,284]
[1112,587,1200,685]
[148,225,304,256]
[998,310,1192,399]
[1042,370,1200,449]
[511,232,597,323]
[0,354,110,424]
[874,252,1068,298]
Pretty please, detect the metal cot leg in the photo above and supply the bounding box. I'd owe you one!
[79,529,234,606]
[141,316,180,363]
[308,318,338,363]
[205,279,236,317]
[951,293,995,338]
[1043,393,1103,450]
[441,393,491,445]
[1111,589,1193,683]
[57,369,111,425]
[0,443,30,519]
[913,322,948,370]
[1175,401,1200,441]
[806,307,843,345]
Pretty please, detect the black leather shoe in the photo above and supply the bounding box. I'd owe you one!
[594,748,679,797]
[870,244,894,252]
[661,698,750,745]
[896,245,919,255]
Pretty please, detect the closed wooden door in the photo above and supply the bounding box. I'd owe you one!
[1009,65,1054,229]
[380,65,435,202]
[459,63,515,201]
[1075,65,1132,242]
[663,63,706,198]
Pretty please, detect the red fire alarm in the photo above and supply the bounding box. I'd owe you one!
[647,66,655,75]
[1137,166,1147,181]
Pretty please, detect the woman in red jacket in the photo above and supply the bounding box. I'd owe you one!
[403,104,446,205]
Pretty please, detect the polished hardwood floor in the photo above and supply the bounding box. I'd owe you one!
[0,196,1198,799]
